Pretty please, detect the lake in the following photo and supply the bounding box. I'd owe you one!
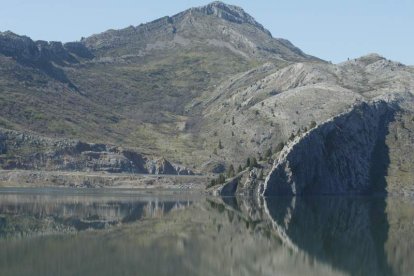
[0,188,413,276]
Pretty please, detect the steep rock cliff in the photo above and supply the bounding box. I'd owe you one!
[262,100,398,195]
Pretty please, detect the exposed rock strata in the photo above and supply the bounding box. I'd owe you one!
[263,100,402,195]
[0,128,193,175]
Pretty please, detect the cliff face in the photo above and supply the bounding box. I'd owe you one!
[0,31,93,88]
[0,128,193,175]
[263,100,400,195]
[0,31,92,64]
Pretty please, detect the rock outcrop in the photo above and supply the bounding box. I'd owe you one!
[0,128,193,175]
[0,31,94,88]
[0,31,93,64]
[193,1,272,36]
[263,100,398,195]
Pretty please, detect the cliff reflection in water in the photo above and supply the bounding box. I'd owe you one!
[0,189,195,237]
[0,189,413,276]
[265,196,391,275]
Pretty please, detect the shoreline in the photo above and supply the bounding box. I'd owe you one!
[0,170,211,191]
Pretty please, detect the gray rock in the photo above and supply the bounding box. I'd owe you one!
[0,128,193,175]
[263,100,405,195]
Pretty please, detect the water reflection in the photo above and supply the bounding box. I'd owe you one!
[264,196,391,276]
[0,188,196,237]
[0,189,413,276]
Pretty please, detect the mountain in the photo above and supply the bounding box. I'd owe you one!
[83,1,316,61]
[0,1,319,167]
[0,1,413,194]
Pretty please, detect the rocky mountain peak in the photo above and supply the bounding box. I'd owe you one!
[191,1,272,36]
[81,1,318,62]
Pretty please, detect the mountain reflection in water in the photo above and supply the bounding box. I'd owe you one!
[0,188,413,276]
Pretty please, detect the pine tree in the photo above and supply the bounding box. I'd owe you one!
[227,164,235,178]
[251,157,258,168]
[265,148,272,159]
[209,179,216,187]
[237,165,243,173]
[246,157,251,169]
[258,169,264,180]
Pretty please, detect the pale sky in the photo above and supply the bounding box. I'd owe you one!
[0,0,413,65]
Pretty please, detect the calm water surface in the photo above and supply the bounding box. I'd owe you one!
[0,188,413,276]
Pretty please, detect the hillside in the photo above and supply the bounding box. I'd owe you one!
[0,1,413,193]
[0,2,320,170]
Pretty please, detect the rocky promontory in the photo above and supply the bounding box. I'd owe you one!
[262,98,414,196]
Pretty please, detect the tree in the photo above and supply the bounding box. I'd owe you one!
[310,121,317,129]
[258,169,264,180]
[265,148,272,159]
[232,116,235,125]
[218,174,226,184]
[289,133,295,141]
[218,140,223,149]
[227,164,235,178]
[237,165,243,173]
[251,157,258,168]
[245,157,251,169]
[208,179,216,188]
